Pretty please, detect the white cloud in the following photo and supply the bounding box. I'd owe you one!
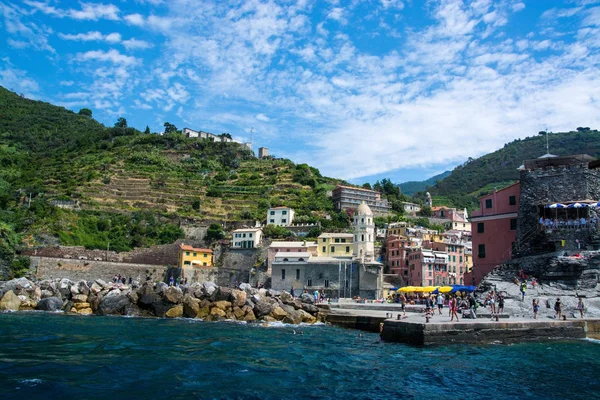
[125,13,145,26]
[122,38,153,50]
[0,2,55,52]
[256,113,270,121]
[58,31,122,43]
[0,62,40,97]
[75,49,139,66]
[25,1,120,20]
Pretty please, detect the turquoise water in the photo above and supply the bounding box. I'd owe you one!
[0,313,599,399]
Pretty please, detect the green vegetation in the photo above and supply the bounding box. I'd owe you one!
[399,170,451,196]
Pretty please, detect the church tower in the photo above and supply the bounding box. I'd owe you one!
[353,201,375,263]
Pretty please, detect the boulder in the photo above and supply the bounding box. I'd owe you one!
[270,306,288,321]
[251,294,261,303]
[243,309,257,321]
[202,281,218,298]
[183,295,201,318]
[300,293,314,304]
[74,302,91,310]
[280,291,294,304]
[291,300,303,310]
[188,282,204,299]
[19,298,38,310]
[267,289,281,297]
[138,293,160,308]
[215,287,233,302]
[77,281,90,296]
[232,306,245,319]
[239,283,252,292]
[2,277,34,292]
[88,294,101,312]
[59,278,74,299]
[36,297,63,311]
[263,316,277,323]
[70,284,80,296]
[163,286,183,303]
[197,306,210,319]
[232,289,247,307]
[127,291,139,304]
[210,307,227,318]
[302,303,318,314]
[0,291,22,311]
[72,294,88,303]
[137,282,155,296]
[90,282,103,294]
[253,300,273,317]
[213,301,232,311]
[77,308,93,315]
[97,294,131,316]
[299,309,317,323]
[95,279,109,288]
[282,309,303,325]
[154,282,168,295]
[165,305,184,318]
[40,289,54,299]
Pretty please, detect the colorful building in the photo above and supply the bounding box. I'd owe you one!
[332,185,391,216]
[266,207,295,226]
[469,182,520,285]
[178,244,214,268]
[317,233,354,258]
[267,241,318,273]
[231,228,263,249]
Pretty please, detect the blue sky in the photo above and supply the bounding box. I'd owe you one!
[1,0,599,186]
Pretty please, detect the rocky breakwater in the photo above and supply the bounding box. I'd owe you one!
[0,278,320,324]
[479,251,600,318]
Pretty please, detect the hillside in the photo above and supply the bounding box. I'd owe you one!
[428,130,600,209]
[399,171,451,196]
[0,86,352,277]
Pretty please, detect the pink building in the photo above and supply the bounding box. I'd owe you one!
[433,241,465,285]
[468,182,520,285]
[386,235,410,281]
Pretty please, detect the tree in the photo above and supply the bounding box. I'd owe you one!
[306,227,322,238]
[164,122,178,134]
[262,224,292,239]
[418,205,432,217]
[115,117,128,129]
[220,133,232,139]
[78,108,92,118]
[144,125,151,134]
[576,127,591,132]
[205,223,225,242]
[362,182,372,190]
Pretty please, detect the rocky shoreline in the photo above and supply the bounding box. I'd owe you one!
[0,278,321,324]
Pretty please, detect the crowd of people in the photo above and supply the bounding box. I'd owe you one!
[539,216,597,230]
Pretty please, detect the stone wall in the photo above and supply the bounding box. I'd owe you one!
[217,247,266,287]
[517,163,600,255]
[31,256,169,283]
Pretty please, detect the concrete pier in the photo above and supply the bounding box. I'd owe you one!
[319,303,600,345]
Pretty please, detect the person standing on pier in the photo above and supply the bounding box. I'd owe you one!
[533,299,539,319]
[577,298,585,318]
[554,298,563,319]
[436,292,444,315]
[450,295,459,322]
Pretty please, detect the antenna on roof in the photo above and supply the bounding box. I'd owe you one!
[250,127,254,151]
[545,127,549,155]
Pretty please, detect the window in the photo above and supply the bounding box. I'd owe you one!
[361,234,364,241]
[282,210,287,215]
[204,253,207,258]
[282,219,286,223]
[270,211,275,215]
[509,195,516,206]
[345,280,349,288]
[341,238,346,243]
[296,269,300,280]
[460,256,463,262]
[325,279,330,288]
[307,279,312,286]
[283,258,289,262]
[184,261,191,265]
[322,238,326,243]
[186,252,190,256]
[242,233,246,238]
[361,218,364,223]
[298,258,304,261]
[346,246,350,253]
[485,199,492,209]
[249,233,253,238]
[478,244,486,258]
[510,218,517,231]
[331,246,335,253]
[322,246,326,252]
[281,269,286,279]
[477,222,484,233]
[335,238,340,243]
[270,219,274,223]
[193,252,197,257]
[453,255,456,262]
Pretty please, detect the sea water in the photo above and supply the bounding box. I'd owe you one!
[0,313,599,399]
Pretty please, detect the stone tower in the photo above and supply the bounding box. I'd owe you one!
[425,192,432,208]
[353,201,375,262]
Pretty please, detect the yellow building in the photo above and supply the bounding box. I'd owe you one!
[317,233,354,258]
[178,244,214,268]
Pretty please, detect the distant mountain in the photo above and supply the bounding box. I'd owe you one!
[429,129,600,210]
[399,171,452,196]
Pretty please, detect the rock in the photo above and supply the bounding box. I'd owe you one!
[137,282,155,296]
[105,289,122,298]
[302,303,318,314]
[187,282,204,298]
[202,281,218,298]
[40,289,54,299]
[70,284,80,296]
[280,291,293,304]
[74,302,91,310]
[163,286,183,303]
[239,283,252,292]
[95,279,108,288]
[243,310,257,321]
[154,282,168,295]
[291,299,303,310]
[183,294,201,318]
[138,293,159,308]
[210,307,226,318]
[232,289,247,307]
[263,316,277,323]
[36,297,63,311]
[97,294,131,316]
[300,293,314,304]
[90,282,103,294]
[72,294,88,303]
[270,306,288,321]
[77,281,90,296]
[59,278,74,299]
[78,308,93,315]
[213,301,232,311]
[127,291,139,304]
[197,306,210,319]
[88,294,101,311]
[258,288,268,297]
[0,291,22,311]
[251,294,261,303]
[165,305,184,318]
[299,309,317,323]
[267,289,281,297]
[253,300,273,317]
[2,277,34,292]
[19,298,38,310]
[215,287,233,302]
[232,306,245,319]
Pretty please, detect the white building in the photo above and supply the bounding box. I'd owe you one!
[231,228,263,249]
[266,207,295,226]
[402,202,421,215]
[353,201,375,262]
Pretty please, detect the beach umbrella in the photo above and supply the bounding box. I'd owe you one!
[422,286,438,292]
[588,202,600,208]
[412,287,426,292]
[398,286,416,292]
[547,203,567,219]
[569,203,585,219]
[438,286,454,293]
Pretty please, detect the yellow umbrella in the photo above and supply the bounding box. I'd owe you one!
[438,286,453,293]
[422,286,438,292]
[412,287,426,292]
[398,286,416,292]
